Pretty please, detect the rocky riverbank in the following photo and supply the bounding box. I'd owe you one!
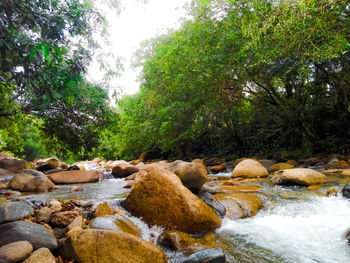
[1,153,350,262]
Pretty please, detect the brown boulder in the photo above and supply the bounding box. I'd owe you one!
[122,169,221,234]
[232,159,268,178]
[59,229,167,263]
[50,210,81,227]
[0,241,33,263]
[23,247,55,263]
[271,168,326,186]
[0,159,34,173]
[48,170,103,184]
[35,157,64,171]
[112,162,139,178]
[267,163,294,173]
[7,171,56,192]
[94,202,124,217]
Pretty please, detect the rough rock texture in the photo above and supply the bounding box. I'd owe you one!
[197,191,226,218]
[182,247,226,263]
[37,207,53,223]
[7,171,56,192]
[267,163,294,173]
[59,229,167,263]
[232,159,268,178]
[66,216,83,232]
[0,201,34,223]
[89,215,141,237]
[0,159,34,173]
[112,162,139,178]
[0,241,33,263]
[50,210,81,227]
[94,202,123,217]
[122,169,221,234]
[271,168,326,186]
[23,247,56,263]
[214,193,264,219]
[35,157,61,172]
[48,170,103,184]
[0,221,58,250]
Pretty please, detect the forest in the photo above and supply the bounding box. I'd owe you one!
[1,0,349,162]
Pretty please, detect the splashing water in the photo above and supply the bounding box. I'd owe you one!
[219,196,350,263]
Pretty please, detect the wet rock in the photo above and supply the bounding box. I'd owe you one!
[59,229,167,263]
[0,159,34,173]
[89,215,141,237]
[7,171,56,192]
[48,170,103,184]
[112,162,140,178]
[37,207,53,223]
[0,241,33,263]
[122,169,221,234]
[0,168,14,179]
[342,183,350,199]
[71,185,83,192]
[326,187,338,197]
[75,200,93,208]
[232,159,268,178]
[267,163,294,173]
[182,247,226,263]
[0,201,34,223]
[197,191,226,218]
[0,197,8,205]
[271,168,326,186]
[94,201,123,217]
[210,165,226,173]
[66,216,83,232]
[0,221,58,250]
[23,247,55,263]
[215,193,263,219]
[50,210,81,227]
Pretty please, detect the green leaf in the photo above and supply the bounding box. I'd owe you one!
[42,45,50,58]
[29,44,42,62]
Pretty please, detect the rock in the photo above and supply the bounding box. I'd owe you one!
[267,163,294,173]
[7,171,56,192]
[48,199,62,212]
[51,210,81,227]
[204,157,225,166]
[0,221,58,250]
[217,184,262,193]
[23,247,55,263]
[210,165,226,173]
[232,159,268,178]
[66,216,83,232]
[59,229,167,263]
[271,168,326,186]
[0,201,34,223]
[75,200,93,208]
[112,162,140,178]
[0,152,14,160]
[71,185,83,192]
[48,170,103,184]
[341,169,350,176]
[0,159,34,173]
[122,169,221,234]
[345,229,350,243]
[182,247,226,263]
[197,191,226,218]
[37,207,53,223]
[89,215,141,237]
[342,183,350,198]
[0,168,14,179]
[326,187,338,197]
[258,159,275,169]
[214,193,263,219]
[0,197,8,205]
[67,165,80,171]
[94,201,123,217]
[66,226,83,236]
[0,241,33,263]
[35,157,60,172]
[233,158,249,166]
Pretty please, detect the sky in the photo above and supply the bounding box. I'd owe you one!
[88,0,190,96]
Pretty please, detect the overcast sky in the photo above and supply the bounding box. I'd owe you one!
[88,0,190,96]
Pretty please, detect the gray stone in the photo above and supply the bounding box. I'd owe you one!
[182,247,226,263]
[0,221,58,250]
[66,216,82,231]
[23,247,56,263]
[0,202,34,223]
[197,191,226,218]
[37,207,53,223]
[0,241,33,263]
[342,183,350,199]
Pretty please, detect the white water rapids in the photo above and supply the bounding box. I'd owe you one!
[219,195,350,263]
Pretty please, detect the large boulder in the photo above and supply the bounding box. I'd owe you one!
[35,157,64,171]
[7,170,56,192]
[271,168,326,186]
[122,169,221,234]
[0,201,34,223]
[23,247,56,263]
[112,162,139,178]
[48,170,103,184]
[267,163,294,173]
[0,159,34,173]
[0,241,33,263]
[232,159,268,178]
[59,229,167,263]
[0,221,58,250]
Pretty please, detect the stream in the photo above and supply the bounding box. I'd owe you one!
[22,168,350,263]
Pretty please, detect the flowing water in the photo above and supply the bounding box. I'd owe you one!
[21,168,350,262]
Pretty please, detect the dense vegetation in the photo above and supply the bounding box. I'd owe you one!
[1,0,349,162]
